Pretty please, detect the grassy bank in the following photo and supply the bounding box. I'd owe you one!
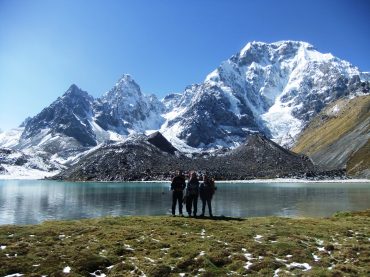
[0,211,369,276]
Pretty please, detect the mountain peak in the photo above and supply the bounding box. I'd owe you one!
[117,73,133,83]
[61,84,90,99]
[168,40,365,149]
[147,131,177,154]
[108,74,142,97]
[273,40,314,47]
[239,40,315,57]
[68,83,80,90]
[116,73,137,87]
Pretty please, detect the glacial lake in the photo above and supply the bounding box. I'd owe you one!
[0,179,369,225]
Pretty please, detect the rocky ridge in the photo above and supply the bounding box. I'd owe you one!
[53,132,314,181]
[6,41,369,155]
[161,41,368,148]
[1,40,369,179]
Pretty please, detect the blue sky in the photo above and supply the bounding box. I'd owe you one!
[0,0,369,131]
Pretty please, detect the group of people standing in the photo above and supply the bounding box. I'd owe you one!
[171,170,216,217]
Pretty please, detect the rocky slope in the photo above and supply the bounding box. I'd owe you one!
[53,132,314,181]
[5,41,369,154]
[93,75,164,136]
[161,41,367,148]
[21,84,96,147]
[0,75,164,168]
[19,75,164,150]
[292,94,370,177]
[347,139,370,178]
[1,40,369,178]
[0,147,62,178]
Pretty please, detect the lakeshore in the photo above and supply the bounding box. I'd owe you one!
[0,172,369,183]
[0,210,369,276]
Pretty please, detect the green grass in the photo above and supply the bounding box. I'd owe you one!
[0,211,369,276]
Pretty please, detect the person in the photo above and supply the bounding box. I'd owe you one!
[186,171,200,217]
[171,170,186,216]
[200,174,216,217]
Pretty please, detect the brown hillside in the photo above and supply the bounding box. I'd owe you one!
[347,139,370,178]
[292,95,370,175]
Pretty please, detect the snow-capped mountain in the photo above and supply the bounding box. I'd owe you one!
[1,40,369,178]
[94,74,164,135]
[162,41,367,148]
[21,84,96,148]
[18,75,164,152]
[0,75,165,174]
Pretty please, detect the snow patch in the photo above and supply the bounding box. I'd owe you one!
[6,253,17,258]
[90,270,106,277]
[0,165,57,180]
[144,257,156,263]
[63,266,71,273]
[312,253,321,262]
[287,262,312,271]
[194,251,206,260]
[275,257,287,263]
[261,97,303,147]
[0,128,23,148]
[316,239,324,246]
[124,244,134,251]
[254,234,263,243]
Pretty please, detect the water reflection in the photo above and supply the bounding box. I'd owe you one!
[0,180,369,224]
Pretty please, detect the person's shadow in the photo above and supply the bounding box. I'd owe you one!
[193,215,244,221]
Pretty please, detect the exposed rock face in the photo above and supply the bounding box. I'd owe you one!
[0,164,7,174]
[162,41,366,148]
[21,84,96,147]
[3,75,165,171]
[147,131,177,154]
[1,41,369,178]
[14,41,368,155]
[292,94,370,175]
[53,133,314,181]
[94,75,164,134]
[19,76,165,151]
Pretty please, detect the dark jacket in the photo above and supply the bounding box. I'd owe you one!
[186,178,200,196]
[171,175,186,192]
[200,179,216,200]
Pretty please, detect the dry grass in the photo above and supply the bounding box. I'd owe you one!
[347,139,370,177]
[292,95,370,156]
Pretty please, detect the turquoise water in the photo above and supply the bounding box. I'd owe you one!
[0,179,369,224]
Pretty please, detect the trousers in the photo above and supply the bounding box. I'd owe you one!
[201,198,213,216]
[172,191,183,215]
[186,194,198,216]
